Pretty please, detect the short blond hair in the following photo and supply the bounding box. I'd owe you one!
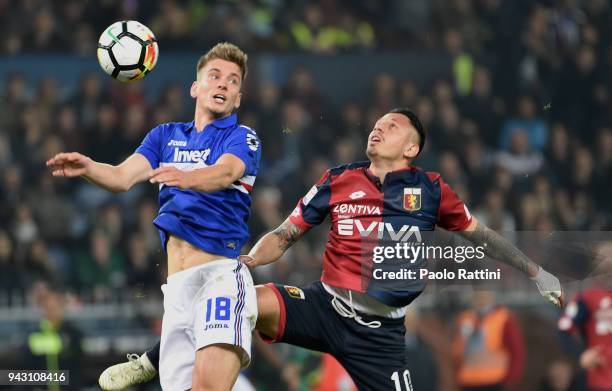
[196,42,248,81]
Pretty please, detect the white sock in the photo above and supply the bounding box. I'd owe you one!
[140,352,156,373]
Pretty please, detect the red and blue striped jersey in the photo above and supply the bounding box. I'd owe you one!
[288,161,472,306]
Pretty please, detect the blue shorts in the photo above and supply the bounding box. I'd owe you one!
[262,281,410,391]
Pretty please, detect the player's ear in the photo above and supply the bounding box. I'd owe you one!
[190,81,198,98]
[404,143,419,159]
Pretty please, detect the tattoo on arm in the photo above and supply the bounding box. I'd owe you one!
[459,220,539,277]
[272,221,306,251]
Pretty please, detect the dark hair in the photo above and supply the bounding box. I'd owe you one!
[389,107,426,155]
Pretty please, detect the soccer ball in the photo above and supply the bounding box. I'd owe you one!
[97,20,159,82]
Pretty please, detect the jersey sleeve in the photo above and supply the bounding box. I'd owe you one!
[224,126,261,176]
[558,294,590,333]
[135,124,165,169]
[435,175,472,231]
[288,171,332,230]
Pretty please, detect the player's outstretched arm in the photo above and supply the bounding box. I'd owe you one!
[46,152,152,193]
[458,217,564,307]
[239,219,308,268]
[148,153,245,192]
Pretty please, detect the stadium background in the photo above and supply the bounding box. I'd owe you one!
[0,0,611,390]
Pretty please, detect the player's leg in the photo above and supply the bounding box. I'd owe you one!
[99,275,195,390]
[254,284,281,339]
[100,346,255,391]
[146,341,160,371]
[192,344,242,391]
[98,284,280,390]
[158,273,199,390]
[258,282,336,352]
[98,350,157,390]
[275,281,410,390]
[332,313,409,391]
[190,261,258,391]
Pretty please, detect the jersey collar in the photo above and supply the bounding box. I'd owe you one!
[364,163,420,187]
[189,113,238,131]
[212,113,238,129]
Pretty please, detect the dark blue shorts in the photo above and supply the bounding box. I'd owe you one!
[263,281,411,391]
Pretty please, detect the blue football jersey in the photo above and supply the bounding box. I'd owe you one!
[135,114,261,258]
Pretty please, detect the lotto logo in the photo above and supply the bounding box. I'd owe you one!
[349,191,366,199]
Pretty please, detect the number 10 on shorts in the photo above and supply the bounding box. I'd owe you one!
[391,369,413,391]
[205,297,231,322]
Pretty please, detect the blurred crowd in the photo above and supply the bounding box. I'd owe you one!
[1,0,610,302]
[0,0,377,55]
[0,0,607,56]
[1,0,611,389]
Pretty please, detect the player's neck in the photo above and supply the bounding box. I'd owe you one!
[193,107,231,132]
[369,159,411,184]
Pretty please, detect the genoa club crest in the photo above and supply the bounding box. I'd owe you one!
[284,285,305,300]
[403,188,421,211]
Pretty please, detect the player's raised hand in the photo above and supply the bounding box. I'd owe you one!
[46,152,92,177]
[148,166,193,189]
[531,267,564,307]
